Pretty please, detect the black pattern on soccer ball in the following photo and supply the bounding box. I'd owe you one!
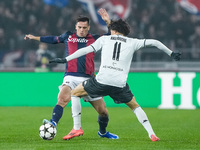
[39,123,57,140]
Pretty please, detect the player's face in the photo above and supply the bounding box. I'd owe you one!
[75,21,90,37]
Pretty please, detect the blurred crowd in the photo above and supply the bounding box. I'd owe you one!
[0,0,80,52]
[0,0,200,68]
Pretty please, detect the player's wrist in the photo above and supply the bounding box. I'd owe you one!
[35,36,41,41]
[105,20,111,26]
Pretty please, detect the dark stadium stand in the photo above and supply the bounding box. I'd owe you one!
[0,0,199,71]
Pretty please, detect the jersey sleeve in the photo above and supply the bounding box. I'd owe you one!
[40,31,70,44]
[90,36,104,52]
[66,46,94,62]
[128,39,145,51]
[40,36,58,44]
[145,39,172,55]
[57,31,71,43]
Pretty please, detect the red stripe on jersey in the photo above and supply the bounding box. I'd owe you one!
[67,34,77,72]
[85,34,95,75]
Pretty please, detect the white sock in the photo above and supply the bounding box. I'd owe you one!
[133,107,155,138]
[71,96,81,130]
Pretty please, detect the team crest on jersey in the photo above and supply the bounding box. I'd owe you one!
[68,35,88,43]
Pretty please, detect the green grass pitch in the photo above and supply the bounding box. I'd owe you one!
[0,107,199,150]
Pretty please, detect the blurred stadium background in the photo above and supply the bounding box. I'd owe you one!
[0,0,200,71]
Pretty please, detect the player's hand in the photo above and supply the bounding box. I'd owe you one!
[98,8,110,25]
[24,34,35,40]
[24,34,40,41]
[49,58,67,64]
[171,52,181,61]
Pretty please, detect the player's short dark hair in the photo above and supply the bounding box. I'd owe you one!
[109,19,130,36]
[76,16,90,25]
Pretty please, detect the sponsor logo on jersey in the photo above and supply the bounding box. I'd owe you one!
[103,65,123,71]
[68,36,88,43]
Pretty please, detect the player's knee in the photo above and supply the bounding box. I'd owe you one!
[99,112,108,117]
[98,108,108,117]
[57,95,71,106]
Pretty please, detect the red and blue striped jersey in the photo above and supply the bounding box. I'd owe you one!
[40,31,101,77]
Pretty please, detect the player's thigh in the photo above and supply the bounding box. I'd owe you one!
[71,83,88,97]
[125,96,139,110]
[58,85,71,101]
[60,75,87,90]
[89,98,108,116]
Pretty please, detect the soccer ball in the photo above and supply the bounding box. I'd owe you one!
[39,123,57,140]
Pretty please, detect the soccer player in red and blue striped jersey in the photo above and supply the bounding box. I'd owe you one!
[49,30,99,77]
[24,8,119,140]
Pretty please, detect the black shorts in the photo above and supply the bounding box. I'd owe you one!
[82,77,134,104]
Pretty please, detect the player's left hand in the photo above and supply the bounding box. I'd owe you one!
[98,8,110,25]
[24,34,35,40]
[49,58,67,64]
[171,52,181,61]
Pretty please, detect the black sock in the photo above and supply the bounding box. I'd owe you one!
[98,114,109,134]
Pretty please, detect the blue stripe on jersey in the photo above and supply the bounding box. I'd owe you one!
[77,41,87,73]
[64,39,69,73]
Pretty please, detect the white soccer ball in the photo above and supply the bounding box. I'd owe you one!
[39,123,57,140]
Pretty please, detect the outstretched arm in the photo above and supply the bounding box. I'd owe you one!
[98,8,110,26]
[66,46,94,61]
[49,46,95,64]
[145,39,181,61]
[24,34,40,41]
[24,34,58,44]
